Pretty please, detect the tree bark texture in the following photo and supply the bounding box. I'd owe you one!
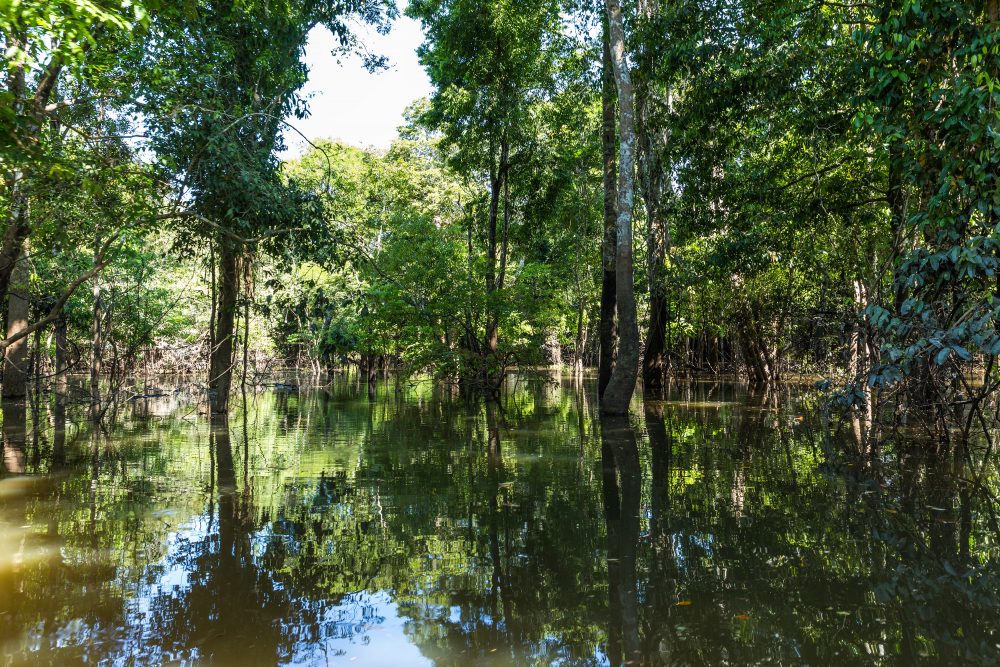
[2,251,29,399]
[601,0,640,415]
[598,20,618,398]
[209,239,240,413]
[636,0,671,394]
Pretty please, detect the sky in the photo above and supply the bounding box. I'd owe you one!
[280,14,432,159]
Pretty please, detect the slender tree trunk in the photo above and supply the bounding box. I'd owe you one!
[574,298,586,377]
[209,239,240,413]
[887,140,908,313]
[367,353,377,400]
[601,0,640,415]
[642,232,668,393]
[241,256,250,392]
[637,0,670,395]
[484,141,510,365]
[598,20,618,398]
[209,240,217,355]
[31,326,41,399]
[2,250,29,399]
[89,240,103,420]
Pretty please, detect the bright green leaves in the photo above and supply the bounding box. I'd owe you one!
[0,0,147,69]
[138,0,395,254]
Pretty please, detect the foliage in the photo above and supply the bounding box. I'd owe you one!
[862,4,1000,405]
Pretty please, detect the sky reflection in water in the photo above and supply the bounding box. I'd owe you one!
[0,376,999,666]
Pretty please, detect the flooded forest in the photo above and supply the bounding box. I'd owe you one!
[1,0,999,665]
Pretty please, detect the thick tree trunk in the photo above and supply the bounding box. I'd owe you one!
[601,0,640,415]
[598,20,618,398]
[2,250,29,399]
[0,50,63,316]
[209,239,240,413]
[734,304,778,386]
[0,208,30,319]
[1,400,25,474]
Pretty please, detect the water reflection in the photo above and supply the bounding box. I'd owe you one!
[600,414,641,666]
[0,377,998,665]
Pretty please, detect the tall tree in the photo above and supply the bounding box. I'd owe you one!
[864,1,1000,437]
[140,0,394,412]
[598,18,618,398]
[408,0,559,389]
[636,0,671,394]
[0,1,152,381]
[600,0,640,414]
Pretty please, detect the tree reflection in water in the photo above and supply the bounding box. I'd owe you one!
[0,377,998,665]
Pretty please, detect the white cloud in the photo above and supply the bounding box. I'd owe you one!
[281,14,431,159]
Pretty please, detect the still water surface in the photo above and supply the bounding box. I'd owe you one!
[1,376,999,666]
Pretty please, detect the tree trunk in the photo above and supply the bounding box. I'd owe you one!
[0,205,30,322]
[2,250,29,400]
[54,315,68,394]
[31,327,41,399]
[367,353,377,400]
[887,139,908,313]
[598,19,618,398]
[484,141,510,366]
[574,297,586,377]
[89,240,103,420]
[545,330,562,367]
[601,0,640,415]
[0,50,63,316]
[1,400,25,474]
[209,239,240,413]
[637,0,670,395]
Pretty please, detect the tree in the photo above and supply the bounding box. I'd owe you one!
[408,0,560,389]
[598,16,618,398]
[600,0,640,415]
[863,1,1000,440]
[138,0,395,412]
[0,0,155,388]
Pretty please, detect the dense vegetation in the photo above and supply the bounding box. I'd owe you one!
[1,1,998,443]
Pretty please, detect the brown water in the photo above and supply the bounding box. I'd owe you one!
[0,376,998,666]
